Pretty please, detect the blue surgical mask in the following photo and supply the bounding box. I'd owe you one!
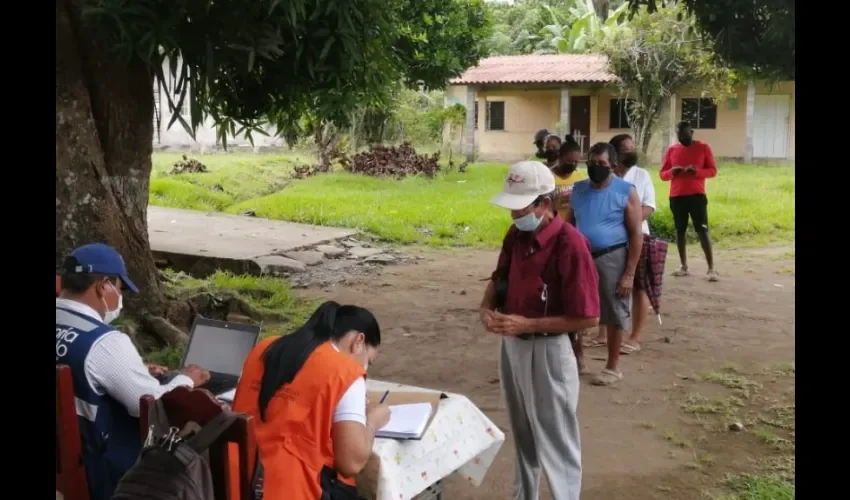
[513,211,543,232]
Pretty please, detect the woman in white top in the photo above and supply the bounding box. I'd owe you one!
[585,134,656,354]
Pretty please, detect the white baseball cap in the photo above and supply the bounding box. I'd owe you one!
[490,161,556,210]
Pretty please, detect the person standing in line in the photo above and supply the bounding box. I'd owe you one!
[536,133,562,169]
[531,128,552,161]
[660,121,718,281]
[585,134,656,355]
[566,143,643,386]
[480,161,600,500]
[551,136,590,372]
[551,135,588,219]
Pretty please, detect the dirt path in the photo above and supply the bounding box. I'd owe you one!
[304,245,795,499]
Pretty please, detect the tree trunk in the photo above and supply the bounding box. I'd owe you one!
[592,0,611,20]
[632,104,661,159]
[56,0,165,323]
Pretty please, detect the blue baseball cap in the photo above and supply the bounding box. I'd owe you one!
[64,243,139,293]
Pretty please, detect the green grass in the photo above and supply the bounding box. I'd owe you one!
[150,152,307,210]
[150,153,795,248]
[714,473,794,500]
[672,363,795,500]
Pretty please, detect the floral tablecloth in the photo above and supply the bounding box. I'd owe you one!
[357,380,505,500]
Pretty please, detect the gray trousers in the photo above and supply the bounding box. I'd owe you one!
[500,335,582,500]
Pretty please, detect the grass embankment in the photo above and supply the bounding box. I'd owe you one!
[150,153,794,248]
[144,270,318,368]
[666,363,795,499]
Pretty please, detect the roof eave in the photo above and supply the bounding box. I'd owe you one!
[449,79,618,85]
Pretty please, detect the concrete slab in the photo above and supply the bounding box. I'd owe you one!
[148,206,357,276]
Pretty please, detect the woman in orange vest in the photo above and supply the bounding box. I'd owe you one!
[232,301,391,500]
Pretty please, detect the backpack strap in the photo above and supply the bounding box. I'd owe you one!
[186,411,240,453]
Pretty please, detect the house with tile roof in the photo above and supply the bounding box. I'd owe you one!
[446,55,795,163]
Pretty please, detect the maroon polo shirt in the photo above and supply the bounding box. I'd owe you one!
[492,216,600,320]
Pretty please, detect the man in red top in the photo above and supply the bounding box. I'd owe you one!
[480,161,600,500]
[660,121,719,281]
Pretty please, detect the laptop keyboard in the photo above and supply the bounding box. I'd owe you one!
[157,371,236,396]
[200,373,237,396]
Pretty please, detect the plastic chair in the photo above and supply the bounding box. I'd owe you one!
[56,365,91,500]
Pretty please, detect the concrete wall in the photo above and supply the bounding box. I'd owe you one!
[153,60,285,150]
[447,80,796,163]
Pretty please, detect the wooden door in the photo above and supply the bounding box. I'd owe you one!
[569,96,591,156]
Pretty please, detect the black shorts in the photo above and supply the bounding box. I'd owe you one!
[669,194,709,234]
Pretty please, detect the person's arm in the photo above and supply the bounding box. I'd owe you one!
[331,378,374,477]
[695,144,717,179]
[526,229,600,333]
[659,148,674,181]
[482,229,514,309]
[624,188,644,276]
[640,170,657,220]
[480,280,497,311]
[86,332,194,418]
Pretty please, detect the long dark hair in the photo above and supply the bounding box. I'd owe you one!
[258,301,381,420]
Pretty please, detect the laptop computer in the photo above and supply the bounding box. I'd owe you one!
[159,317,261,398]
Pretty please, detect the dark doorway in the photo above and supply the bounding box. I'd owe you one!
[569,96,591,156]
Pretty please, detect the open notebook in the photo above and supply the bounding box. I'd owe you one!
[376,402,434,440]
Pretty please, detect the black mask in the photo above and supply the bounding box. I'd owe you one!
[620,152,639,169]
[678,135,693,146]
[535,148,547,159]
[544,149,559,162]
[561,162,578,174]
[587,163,611,184]
[552,162,577,177]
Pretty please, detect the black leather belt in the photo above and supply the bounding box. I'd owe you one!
[591,243,627,259]
[517,332,566,340]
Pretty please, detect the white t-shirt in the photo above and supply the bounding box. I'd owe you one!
[622,166,656,235]
[330,344,368,424]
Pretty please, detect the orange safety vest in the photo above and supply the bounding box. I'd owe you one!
[230,337,366,500]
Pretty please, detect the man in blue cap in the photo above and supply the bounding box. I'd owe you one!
[55,243,210,500]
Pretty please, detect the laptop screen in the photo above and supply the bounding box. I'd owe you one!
[182,322,259,376]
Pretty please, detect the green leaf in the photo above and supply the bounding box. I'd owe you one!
[319,36,334,63]
[247,50,256,72]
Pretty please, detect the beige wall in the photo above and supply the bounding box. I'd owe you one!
[446,85,567,161]
[447,80,795,163]
[672,81,795,160]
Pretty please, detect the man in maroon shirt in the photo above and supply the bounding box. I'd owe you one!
[660,121,719,281]
[479,161,600,500]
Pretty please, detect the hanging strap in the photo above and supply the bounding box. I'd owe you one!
[148,399,172,436]
[186,411,240,453]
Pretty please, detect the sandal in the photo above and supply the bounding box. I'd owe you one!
[707,269,720,282]
[591,369,623,386]
[583,339,607,348]
[620,343,641,355]
[672,266,690,277]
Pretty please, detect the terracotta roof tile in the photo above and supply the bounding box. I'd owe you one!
[450,54,616,85]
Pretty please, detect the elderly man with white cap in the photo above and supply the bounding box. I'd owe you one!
[478,161,600,500]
